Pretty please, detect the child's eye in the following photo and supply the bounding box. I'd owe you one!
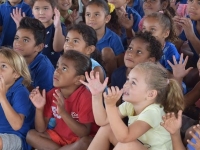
[23,39,29,43]
[44,7,48,10]
[65,38,69,42]
[34,7,39,10]
[14,36,19,40]
[132,81,136,85]
[74,40,78,43]
[55,65,59,69]
[151,28,155,32]
[127,47,133,51]
[95,13,99,16]
[85,13,90,17]
[1,64,7,69]
[137,50,142,54]
[62,67,67,71]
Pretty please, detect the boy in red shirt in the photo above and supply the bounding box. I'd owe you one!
[26,50,98,150]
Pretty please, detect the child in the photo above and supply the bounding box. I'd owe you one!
[111,31,162,90]
[0,0,32,47]
[13,17,55,92]
[142,11,180,74]
[31,0,66,67]
[84,0,125,80]
[63,23,106,83]
[57,0,72,23]
[0,48,35,150]
[81,62,185,150]
[26,50,98,150]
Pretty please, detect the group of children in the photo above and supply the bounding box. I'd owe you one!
[0,0,200,149]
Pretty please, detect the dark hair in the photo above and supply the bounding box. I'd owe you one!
[61,50,92,76]
[146,10,177,42]
[18,17,45,46]
[161,0,176,16]
[86,0,109,15]
[133,31,162,61]
[31,0,57,9]
[67,23,104,67]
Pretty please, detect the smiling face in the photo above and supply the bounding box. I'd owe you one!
[13,29,40,60]
[122,67,149,103]
[32,0,54,27]
[187,0,200,20]
[124,38,152,69]
[57,0,72,11]
[85,4,110,31]
[0,54,20,89]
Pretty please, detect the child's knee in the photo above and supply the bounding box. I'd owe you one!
[26,129,39,142]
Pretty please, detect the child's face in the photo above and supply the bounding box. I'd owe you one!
[122,67,149,103]
[57,0,72,11]
[53,56,78,88]
[32,0,54,26]
[13,29,39,58]
[143,0,162,15]
[108,0,127,9]
[124,38,152,69]
[8,0,21,6]
[85,4,110,31]
[187,0,200,21]
[142,17,168,44]
[0,54,19,88]
[64,30,89,56]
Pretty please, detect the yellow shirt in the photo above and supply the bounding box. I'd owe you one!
[119,102,172,150]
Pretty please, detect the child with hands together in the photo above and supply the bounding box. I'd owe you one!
[81,62,184,150]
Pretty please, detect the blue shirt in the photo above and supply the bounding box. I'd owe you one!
[29,53,54,92]
[111,65,127,89]
[0,77,35,150]
[187,132,199,150]
[0,0,33,47]
[96,27,124,56]
[179,21,200,64]
[129,0,144,17]
[159,41,180,72]
[42,23,67,68]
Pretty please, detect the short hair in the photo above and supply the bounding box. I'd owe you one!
[61,50,92,76]
[18,17,45,46]
[133,31,163,61]
[0,47,31,87]
[31,0,57,10]
[85,0,109,15]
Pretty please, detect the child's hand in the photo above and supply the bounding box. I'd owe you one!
[68,9,79,25]
[10,7,25,28]
[179,17,194,39]
[29,87,46,110]
[161,110,182,135]
[0,75,6,101]
[103,86,122,107]
[167,53,193,79]
[197,56,200,76]
[53,89,66,116]
[80,71,108,96]
[173,16,183,35]
[53,8,61,29]
[187,125,200,149]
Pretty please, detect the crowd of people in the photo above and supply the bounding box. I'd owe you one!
[0,0,200,149]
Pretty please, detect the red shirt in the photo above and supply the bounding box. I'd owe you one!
[44,85,98,141]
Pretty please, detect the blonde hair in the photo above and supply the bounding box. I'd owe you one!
[135,62,184,114]
[0,48,31,87]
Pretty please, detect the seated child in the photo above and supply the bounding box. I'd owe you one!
[81,62,185,150]
[111,31,162,89]
[0,48,35,150]
[63,23,106,83]
[0,0,33,47]
[13,17,54,92]
[26,50,98,150]
[31,0,67,67]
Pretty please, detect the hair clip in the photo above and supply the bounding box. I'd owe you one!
[108,3,115,13]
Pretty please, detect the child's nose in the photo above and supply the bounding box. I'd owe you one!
[39,9,44,15]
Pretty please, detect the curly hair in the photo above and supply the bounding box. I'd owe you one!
[134,31,163,61]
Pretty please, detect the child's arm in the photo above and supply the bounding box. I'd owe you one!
[10,8,25,28]
[53,8,65,52]
[161,110,186,150]
[80,71,110,126]
[29,87,49,132]
[179,17,200,55]
[52,89,91,137]
[0,76,25,130]
[104,87,151,143]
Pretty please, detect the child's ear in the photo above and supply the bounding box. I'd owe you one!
[161,1,168,10]
[105,14,111,23]
[163,29,170,39]
[14,72,20,80]
[86,45,95,55]
[75,75,85,85]
[148,57,156,63]
[146,90,157,101]
[36,43,44,52]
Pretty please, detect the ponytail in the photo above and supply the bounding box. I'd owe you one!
[163,79,185,114]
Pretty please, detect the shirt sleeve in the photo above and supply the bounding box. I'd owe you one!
[137,106,163,128]
[118,102,134,117]
[61,23,67,36]
[111,35,125,56]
